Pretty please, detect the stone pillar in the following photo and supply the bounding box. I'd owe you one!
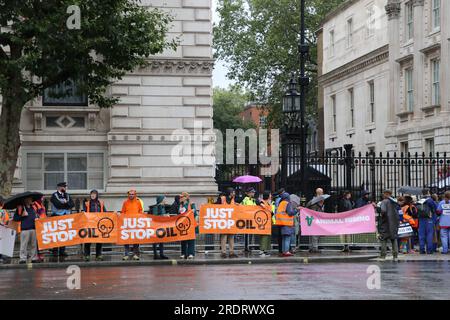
[413,0,425,120]
[384,0,401,152]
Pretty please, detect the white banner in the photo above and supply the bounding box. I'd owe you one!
[0,225,16,257]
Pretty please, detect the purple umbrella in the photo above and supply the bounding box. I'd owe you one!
[232,175,262,184]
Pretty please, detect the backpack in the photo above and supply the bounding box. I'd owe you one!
[417,200,432,219]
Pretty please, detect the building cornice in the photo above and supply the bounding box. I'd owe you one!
[319,45,389,86]
[420,42,441,55]
[137,58,215,75]
[395,53,414,64]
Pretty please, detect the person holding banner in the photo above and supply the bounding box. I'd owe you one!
[274,192,296,257]
[83,190,107,261]
[306,195,329,253]
[151,195,169,260]
[13,196,40,264]
[216,188,238,258]
[378,190,400,261]
[272,188,285,254]
[259,191,274,257]
[179,192,197,259]
[241,188,261,252]
[121,189,144,261]
[338,191,354,253]
[50,182,74,258]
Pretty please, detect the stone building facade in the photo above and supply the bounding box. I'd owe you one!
[318,0,390,154]
[2,0,217,210]
[318,0,450,156]
[384,0,450,155]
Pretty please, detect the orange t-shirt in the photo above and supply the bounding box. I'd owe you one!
[121,198,143,214]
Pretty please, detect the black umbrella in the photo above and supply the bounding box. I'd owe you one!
[3,192,43,210]
[397,186,423,196]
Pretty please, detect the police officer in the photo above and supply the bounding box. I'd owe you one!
[50,182,74,258]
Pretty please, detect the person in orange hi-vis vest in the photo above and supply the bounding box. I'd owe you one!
[121,189,144,261]
[275,192,296,257]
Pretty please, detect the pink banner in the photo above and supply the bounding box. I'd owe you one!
[299,205,376,236]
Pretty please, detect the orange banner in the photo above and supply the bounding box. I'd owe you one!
[199,204,272,235]
[117,211,196,245]
[36,212,118,250]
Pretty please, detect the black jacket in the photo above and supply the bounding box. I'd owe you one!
[50,191,74,210]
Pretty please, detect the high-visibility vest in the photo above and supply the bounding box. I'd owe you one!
[85,200,105,213]
[274,200,294,227]
[0,209,10,225]
[220,195,235,205]
[402,206,418,228]
[32,201,46,219]
[241,197,256,206]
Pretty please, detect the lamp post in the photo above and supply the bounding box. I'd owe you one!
[281,0,309,199]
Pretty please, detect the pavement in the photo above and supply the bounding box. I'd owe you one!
[0,249,380,269]
[2,248,450,270]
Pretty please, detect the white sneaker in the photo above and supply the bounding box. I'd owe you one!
[122,256,129,261]
[180,255,185,259]
[187,255,194,260]
[132,254,140,261]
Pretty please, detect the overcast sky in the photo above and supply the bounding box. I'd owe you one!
[212,0,234,89]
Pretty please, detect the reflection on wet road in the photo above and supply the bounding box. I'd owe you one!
[1,262,449,299]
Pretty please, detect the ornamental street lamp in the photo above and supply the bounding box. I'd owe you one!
[281,0,309,201]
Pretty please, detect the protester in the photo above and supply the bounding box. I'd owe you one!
[400,195,418,254]
[50,182,74,258]
[179,192,197,260]
[272,188,285,254]
[121,189,144,261]
[151,195,169,260]
[416,188,437,254]
[170,195,181,215]
[0,196,10,264]
[378,190,399,261]
[275,192,296,257]
[436,191,450,254]
[32,196,47,262]
[216,188,238,258]
[13,196,40,264]
[306,188,324,207]
[83,190,106,261]
[355,190,371,208]
[338,191,354,252]
[307,194,329,253]
[241,187,260,252]
[258,191,274,257]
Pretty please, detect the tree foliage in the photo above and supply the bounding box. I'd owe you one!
[213,85,255,134]
[213,0,346,128]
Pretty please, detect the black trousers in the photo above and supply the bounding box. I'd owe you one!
[153,243,164,257]
[84,243,103,257]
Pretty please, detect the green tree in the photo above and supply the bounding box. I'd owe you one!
[0,0,177,196]
[214,0,345,128]
[213,86,254,134]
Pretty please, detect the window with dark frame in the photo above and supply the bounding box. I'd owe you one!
[43,78,88,106]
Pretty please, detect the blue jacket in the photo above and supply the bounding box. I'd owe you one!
[13,206,37,231]
[437,200,450,227]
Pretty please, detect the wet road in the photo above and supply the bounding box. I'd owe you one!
[1,262,449,299]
